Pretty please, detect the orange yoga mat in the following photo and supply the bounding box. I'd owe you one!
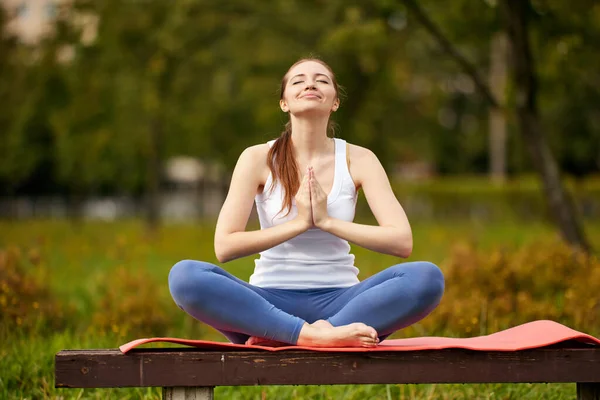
[119,320,600,354]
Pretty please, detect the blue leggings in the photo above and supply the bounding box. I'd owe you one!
[168,260,444,344]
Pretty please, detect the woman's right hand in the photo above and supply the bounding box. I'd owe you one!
[294,168,313,231]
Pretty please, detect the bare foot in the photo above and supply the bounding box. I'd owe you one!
[297,321,379,348]
[311,319,334,329]
[245,321,335,346]
[245,336,289,347]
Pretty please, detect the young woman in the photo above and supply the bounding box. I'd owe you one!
[168,58,444,348]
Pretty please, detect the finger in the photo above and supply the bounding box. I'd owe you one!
[310,180,318,198]
[303,171,312,187]
[297,182,308,201]
[305,171,313,188]
[311,176,325,196]
[304,177,312,201]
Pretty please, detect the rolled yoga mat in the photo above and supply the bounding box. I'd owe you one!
[119,320,600,354]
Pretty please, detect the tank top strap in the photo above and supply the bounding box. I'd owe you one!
[334,138,350,177]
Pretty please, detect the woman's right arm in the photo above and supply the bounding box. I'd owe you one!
[214,145,310,263]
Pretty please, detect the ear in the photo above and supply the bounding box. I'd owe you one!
[331,98,340,112]
[280,99,289,113]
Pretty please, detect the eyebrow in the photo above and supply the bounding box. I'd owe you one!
[290,73,331,80]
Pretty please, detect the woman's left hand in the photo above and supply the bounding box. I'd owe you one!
[309,167,331,229]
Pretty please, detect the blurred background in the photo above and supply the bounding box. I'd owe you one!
[1,0,599,399]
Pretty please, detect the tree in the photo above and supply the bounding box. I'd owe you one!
[0,7,58,196]
[401,0,590,252]
[51,0,221,229]
[500,0,590,251]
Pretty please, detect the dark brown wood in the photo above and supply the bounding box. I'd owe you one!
[578,383,600,400]
[55,348,600,388]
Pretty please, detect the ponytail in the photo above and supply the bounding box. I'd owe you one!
[267,122,298,217]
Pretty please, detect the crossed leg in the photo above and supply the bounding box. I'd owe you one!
[168,260,379,347]
[325,262,445,340]
[244,261,445,345]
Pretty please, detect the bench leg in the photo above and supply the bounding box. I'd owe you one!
[577,383,600,400]
[163,387,215,400]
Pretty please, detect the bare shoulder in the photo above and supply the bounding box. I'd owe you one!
[347,143,377,162]
[347,143,382,188]
[240,143,270,161]
[236,143,271,188]
[237,143,270,169]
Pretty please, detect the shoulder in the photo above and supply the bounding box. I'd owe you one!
[234,143,271,186]
[346,142,377,162]
[236,143,272,171]
[239,143,270,162]
[346,142,385,187]
[347,142,381,172]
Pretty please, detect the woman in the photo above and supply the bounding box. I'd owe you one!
[169,58,444,348]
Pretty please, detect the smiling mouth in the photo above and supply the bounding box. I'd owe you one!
[301,94,321,99]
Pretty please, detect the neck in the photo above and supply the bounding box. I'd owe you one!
[289,114,332,160]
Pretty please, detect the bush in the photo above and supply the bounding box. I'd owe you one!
[422,240,600,336]
[0,246,67,333]
[90,265,175,339]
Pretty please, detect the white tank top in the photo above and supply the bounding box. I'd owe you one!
[250,138,360,289]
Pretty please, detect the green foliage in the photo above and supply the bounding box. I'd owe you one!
[91,265,175,338]
[2,0,600,196]
[0,246,69,333]
[0,9,59,193]
[429,240,600,337]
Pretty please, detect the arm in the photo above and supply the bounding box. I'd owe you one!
[214,145,310,263]
[312,147,413,258]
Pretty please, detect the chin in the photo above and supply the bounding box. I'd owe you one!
[293,107,330,117]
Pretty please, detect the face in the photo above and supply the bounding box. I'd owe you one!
[280,60,340,116]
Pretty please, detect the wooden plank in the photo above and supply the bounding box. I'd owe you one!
[163,387,214,400]
[578,383,600,400]
[55,348,600,388]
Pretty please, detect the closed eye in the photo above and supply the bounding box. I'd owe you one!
[292,81,304,85]
[317,80,329,84]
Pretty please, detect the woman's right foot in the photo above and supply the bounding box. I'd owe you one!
[297,321,379,348]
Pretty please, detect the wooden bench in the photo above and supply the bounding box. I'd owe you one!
[55,346,600,399]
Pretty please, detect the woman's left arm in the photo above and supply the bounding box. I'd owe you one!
[314,146,413,258]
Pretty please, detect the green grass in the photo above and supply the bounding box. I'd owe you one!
[1,219,598,399]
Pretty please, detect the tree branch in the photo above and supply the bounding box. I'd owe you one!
[401,0,500,109]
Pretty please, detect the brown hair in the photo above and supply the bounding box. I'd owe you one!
[268,58,342,217]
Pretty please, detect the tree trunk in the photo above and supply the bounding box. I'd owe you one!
[402,0,591,252]
[145,116,161,233]
[501,0,590,252]
[489,32,508,183]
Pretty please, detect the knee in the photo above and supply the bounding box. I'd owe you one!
[413,262,445,306]
[168,260,215,303]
